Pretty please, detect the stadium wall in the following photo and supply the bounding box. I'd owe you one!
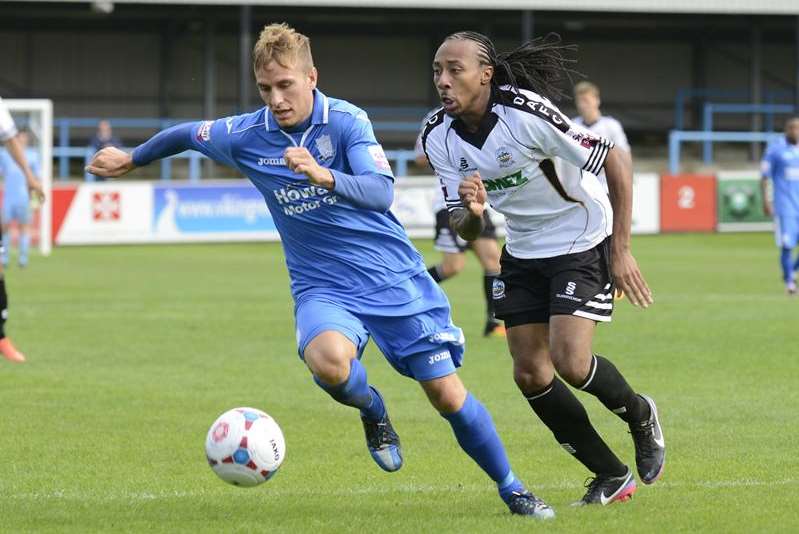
[2,7,797,138]
[48,172,763,247]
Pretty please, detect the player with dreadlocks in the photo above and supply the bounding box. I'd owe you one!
[421,31,666,506]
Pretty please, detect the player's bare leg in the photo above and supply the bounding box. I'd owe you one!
[428,251,466,283]
[550,315,665,488]
[419,372,554,518]
[472,238,505,337]
[0,263,24,363]
[507,322,632,504]
[303,331,400,472]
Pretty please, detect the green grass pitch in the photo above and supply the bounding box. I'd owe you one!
[1,233,797,533]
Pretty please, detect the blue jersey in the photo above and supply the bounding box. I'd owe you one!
[182,90,425,301]
[762,138,799,216]
[0,147,38,206]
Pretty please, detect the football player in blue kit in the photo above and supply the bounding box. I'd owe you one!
[761,117,799,295]
[86,23,554,519]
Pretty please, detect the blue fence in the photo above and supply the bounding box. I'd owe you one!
[55,116,421,181]
[673,88,795,131]
[668,130,784,174]
[701,103,796,163]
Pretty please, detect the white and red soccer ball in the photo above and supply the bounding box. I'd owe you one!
[205,407,286,487]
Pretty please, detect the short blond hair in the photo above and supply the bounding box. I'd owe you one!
[574,80,600,98]
[253,23,314,72]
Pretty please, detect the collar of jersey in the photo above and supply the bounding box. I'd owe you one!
[452,110,499,150]
[265,89,329,133]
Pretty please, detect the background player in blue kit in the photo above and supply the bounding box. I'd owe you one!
[0,96,44,363]
[86,23,554,519]
[0,128,39,268]
[761,117,799,295]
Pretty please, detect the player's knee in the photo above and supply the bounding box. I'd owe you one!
[550,345,592,387]
[422,375,467,414]
[512,360,554,396]
[441,256,465,277]
[304,341,353,385]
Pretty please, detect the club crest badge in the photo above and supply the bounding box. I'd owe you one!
[495,146,515,168]
[315,135,335,161]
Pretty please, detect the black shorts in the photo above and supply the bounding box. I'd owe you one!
[433,209,497,254]
[493,238,614,327]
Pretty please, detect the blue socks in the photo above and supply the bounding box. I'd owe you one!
[1,233,8,266]
[19,234,29,266]
[781,247,794,283]
[313,358,386,422]
[441,393,526,503]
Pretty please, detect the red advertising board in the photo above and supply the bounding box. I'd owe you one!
[660,174,717,232]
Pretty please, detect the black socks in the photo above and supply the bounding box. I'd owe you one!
[0,277,7,339]
[579,355,650,425]
[527,377,627,477]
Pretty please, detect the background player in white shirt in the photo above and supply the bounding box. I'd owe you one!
[0,96,44,363]
[573,80,631,299]
[414,122,505,337]
[423,32,664,506]
[572,80,630,188]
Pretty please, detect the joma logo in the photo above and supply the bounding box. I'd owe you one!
[483,171,528,192]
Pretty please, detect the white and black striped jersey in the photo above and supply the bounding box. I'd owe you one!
[572,114,629,191]
[0,97,18,143]
[422,86,614,259]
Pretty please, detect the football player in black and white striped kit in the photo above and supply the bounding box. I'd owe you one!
[421,32,665,506]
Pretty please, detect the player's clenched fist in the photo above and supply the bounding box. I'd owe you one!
[284,147,335,189]
[85,147,136,178]
[458,172,487,217]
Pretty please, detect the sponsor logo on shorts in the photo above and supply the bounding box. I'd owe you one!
[556,283,582,302]
[565,281,576,296]
[492,279,506,300]
[428,350,452,366]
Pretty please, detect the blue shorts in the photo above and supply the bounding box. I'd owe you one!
[774,215,799,249]
[2,201,30,225]
[294,272,465,382]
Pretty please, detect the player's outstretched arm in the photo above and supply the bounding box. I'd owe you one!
[4,135,44,200]
[604,146,653,308]
[86,121,233,179]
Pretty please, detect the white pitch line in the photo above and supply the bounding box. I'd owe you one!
[1,479,796,502]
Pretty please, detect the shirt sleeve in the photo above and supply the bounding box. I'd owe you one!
[132,118,237,169]
[0,99,18,143]
[327,112,394,212]
[609,118,631,153]
[423,130,463,214]
[338,112,394,180]
[520,101,615,176]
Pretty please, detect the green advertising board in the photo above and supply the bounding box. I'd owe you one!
[717,171,773,232]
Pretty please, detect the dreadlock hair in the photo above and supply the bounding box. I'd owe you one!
[445,31,580,102]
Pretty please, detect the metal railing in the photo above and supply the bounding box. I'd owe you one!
[673,88,795,131]
[60,145,418,181]
[701,103,796,163]
[668,130,784,174]
[56,116,422,180]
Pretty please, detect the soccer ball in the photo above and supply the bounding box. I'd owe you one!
[205,407,286,487]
